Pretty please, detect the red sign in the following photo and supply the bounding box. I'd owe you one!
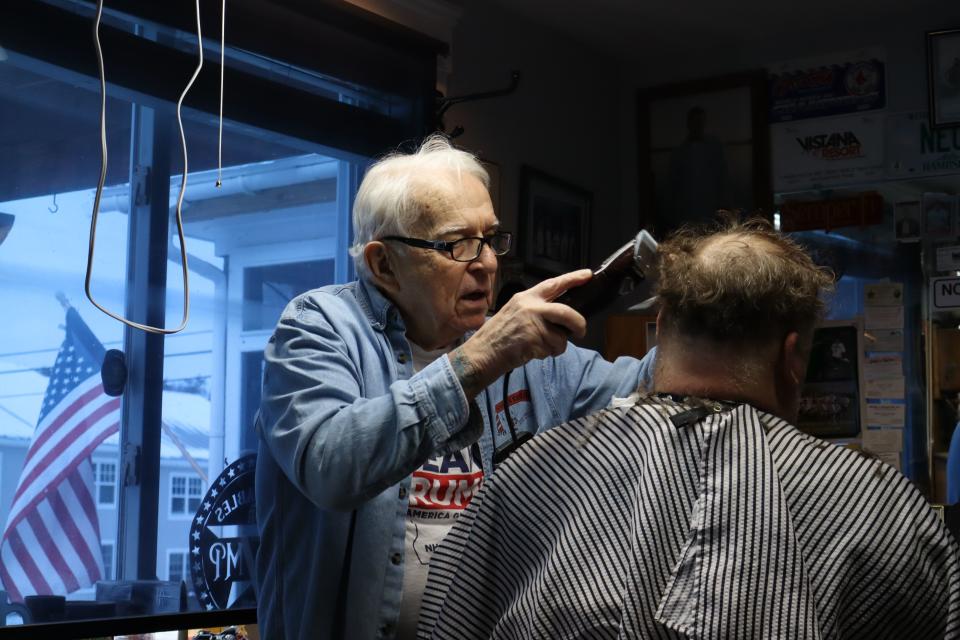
[780,192,883,232]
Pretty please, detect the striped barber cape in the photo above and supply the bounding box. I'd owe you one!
[419,395,960,639]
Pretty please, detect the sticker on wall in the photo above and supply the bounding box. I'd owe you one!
[768,48,886,122]
[772,113,885,193]
[190,454,258,611]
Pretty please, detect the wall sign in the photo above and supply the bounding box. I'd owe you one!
[190,454,258,611]
[885,111,960,178]
[772,113,884,192]
[768,48,886,122]
[780,192,884,232]
[932,276,960,310]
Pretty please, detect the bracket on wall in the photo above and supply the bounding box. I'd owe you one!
[436,69,520,138]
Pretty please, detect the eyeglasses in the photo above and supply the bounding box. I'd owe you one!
[381,231,512,262]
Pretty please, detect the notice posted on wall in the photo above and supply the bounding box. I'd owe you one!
[865,376,905,399]
[865,401,906,428]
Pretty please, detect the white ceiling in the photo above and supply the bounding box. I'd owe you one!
[491,0,960,65]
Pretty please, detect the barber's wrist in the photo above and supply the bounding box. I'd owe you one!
[448,343,495,399]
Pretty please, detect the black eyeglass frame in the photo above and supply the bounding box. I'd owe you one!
[380,232,512,262]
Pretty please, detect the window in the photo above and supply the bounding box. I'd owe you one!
[166,549,189,584]
[95,461,117,507]
[169,474,204,517]
[0,0,432,631]
[101,542,115,581]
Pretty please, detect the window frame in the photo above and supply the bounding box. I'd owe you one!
[165,548,189,583]
[168,472,204,520]
[94,460,119,508]
[0,1,431,636]
[101,540,116,582]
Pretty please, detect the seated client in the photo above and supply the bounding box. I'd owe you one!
[418,217,960,639]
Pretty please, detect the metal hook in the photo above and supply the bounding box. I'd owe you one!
[48,194,59,213]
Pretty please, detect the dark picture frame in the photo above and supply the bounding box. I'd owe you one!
[927,28,960,128]
[797,320,866,439]
[636,71,771,234]
[519,166,592,275]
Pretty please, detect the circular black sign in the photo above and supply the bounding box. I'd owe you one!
[189,454,258,610]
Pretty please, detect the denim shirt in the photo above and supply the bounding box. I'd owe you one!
[255,277,655,640]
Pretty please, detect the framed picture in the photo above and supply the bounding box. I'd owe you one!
[519,166,592,275]
[797,319,866,439]
[636,71,771,234]
[927,29,960,128]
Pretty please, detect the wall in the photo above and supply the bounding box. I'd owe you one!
[446,0,634,349]
[617,8,960,220]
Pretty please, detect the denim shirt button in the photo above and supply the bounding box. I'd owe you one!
[397,352,408,364]
[390,552,402,565]
[398,486,407,500]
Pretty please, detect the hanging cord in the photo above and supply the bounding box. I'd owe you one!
[216,0,226,188]
[87,0,198,334]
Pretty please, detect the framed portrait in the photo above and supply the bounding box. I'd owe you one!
[636,71,771,234]
[519,165,592,275]
[927,29,960,128]
[797,319,866,439]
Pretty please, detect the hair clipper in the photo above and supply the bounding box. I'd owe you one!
[556,230,658,316]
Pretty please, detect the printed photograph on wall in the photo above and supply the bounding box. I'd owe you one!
[637,72,771,234]
[519,166,592,275]
[922,192,957,237]
[798,321,865,438]
[927,29,960,128]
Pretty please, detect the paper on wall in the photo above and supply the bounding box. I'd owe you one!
[864,328,904,352]
[936,245,960,272]
[864,353,903,380]
[865,376,905,399]
[864,282,903,306]
[862,426,904,452]
[864,305,904,330]
[866,402,906,427]
[876,451,902,471]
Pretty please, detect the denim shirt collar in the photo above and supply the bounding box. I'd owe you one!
[357,276,401,331]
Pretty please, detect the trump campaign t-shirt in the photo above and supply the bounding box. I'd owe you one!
[395,339,485,639]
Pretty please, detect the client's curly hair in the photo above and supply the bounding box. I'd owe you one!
[655,214,834,346]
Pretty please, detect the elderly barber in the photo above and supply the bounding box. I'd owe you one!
[254,134,653,640]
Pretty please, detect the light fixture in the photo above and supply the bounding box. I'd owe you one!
[0,212,14,246]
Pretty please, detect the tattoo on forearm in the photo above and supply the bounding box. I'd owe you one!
[450,348,483,399]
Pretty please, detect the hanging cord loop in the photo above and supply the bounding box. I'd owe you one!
[86,0,205,334]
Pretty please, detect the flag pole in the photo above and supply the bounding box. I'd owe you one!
[55,291,71,311]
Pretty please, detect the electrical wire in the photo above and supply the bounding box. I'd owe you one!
[87,0,197,334]
[217,0,226,188]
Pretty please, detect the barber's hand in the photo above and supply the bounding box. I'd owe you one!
[448,269,592,399]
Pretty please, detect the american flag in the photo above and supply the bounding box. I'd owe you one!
[0,307,121,602]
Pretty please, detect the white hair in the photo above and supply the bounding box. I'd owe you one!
[349,134,490,277]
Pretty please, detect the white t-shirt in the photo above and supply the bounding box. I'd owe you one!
[395,339,485,639]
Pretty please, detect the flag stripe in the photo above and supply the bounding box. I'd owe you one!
[22,382,104,468]
[12,397,120,508]
[5,417,119,535]
[7,527,52,597]
[65,467,105,582]
[1,309,114,601]
[25,510,79,593]
[37,497,89,589]
[50,472,100,582]
[0,542,25,602]
[20,378,105,481]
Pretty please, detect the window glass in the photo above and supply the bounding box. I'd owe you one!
[0,61,130,607]
[95,461,117,507]
[158,111,357,612]
[100,542,114,581]
[0,42,368,624]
